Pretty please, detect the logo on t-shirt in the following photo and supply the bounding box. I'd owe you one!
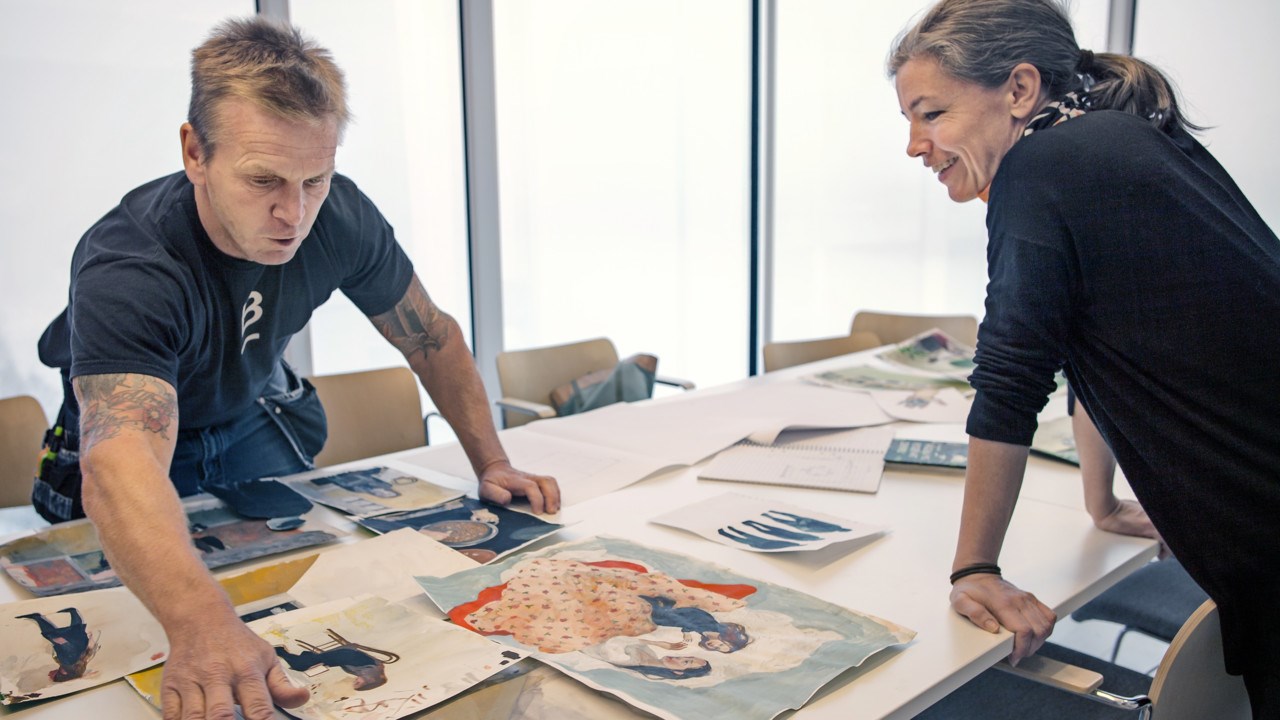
[241,291,264,354]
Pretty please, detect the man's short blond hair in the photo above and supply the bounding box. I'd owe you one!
[188,17,349,157]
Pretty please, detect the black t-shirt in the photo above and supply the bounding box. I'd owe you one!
[968,110,1280,670]
[39,171,414,429]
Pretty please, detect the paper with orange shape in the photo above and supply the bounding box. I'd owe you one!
[418,537,916,720]
[249,595,526,720]
[1,587,167,704]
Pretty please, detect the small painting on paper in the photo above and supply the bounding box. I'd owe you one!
[651,493,885,553]
[287,467,465,518]
[0,497,343,596]
[875,329,975,377]
[417,536,914,720]
[357,498,564,564]
[0,587,167,704]
[248,595,526,720]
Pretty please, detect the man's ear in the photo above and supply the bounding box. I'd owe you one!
[180,123,207,186]
[1007,62,1044,120]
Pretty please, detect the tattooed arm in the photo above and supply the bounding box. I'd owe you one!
[369,274,560,513]
[74,373,307,719]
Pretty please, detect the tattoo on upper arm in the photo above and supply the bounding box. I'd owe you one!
[73,374,178,449]
[370,276,452,363]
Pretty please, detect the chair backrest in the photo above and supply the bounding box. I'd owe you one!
[1148,600,1250,720]
[307,367,424,468]
[0,395,47,508]
[851,310,979,347]
[762,331,882,373]
[496,337,620,428]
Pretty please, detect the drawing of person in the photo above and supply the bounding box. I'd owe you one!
[717,526,800,550]
[314,471,401,499]
[641,595,751,653]
[761,511,850,534]
[274,645,387,690]
[16,608,98,682]
[580,633,712,680]
[454,556,755,654]
[740,520,819,542]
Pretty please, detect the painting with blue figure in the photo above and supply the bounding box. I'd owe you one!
[357,497,564,564]
[650,492,886,554]
[283,466,466,518]
[717,527,800,551]
[415,536,915,720]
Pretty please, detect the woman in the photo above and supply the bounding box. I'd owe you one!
[579,632,714,681]
[887,0,1280,714]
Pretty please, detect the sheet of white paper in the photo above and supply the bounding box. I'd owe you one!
[396,428,679,507]
[868,387,971,423]
[1,587,168,705]
[699,427,895,494]
[288,529,477,607]
[651,493,886,553]
[249,595,526,720]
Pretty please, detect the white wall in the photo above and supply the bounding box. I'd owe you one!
[0,0,252,420]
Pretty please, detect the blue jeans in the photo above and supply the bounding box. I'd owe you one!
[33,362,327,522]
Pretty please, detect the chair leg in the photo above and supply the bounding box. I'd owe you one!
[1110,627,1131,664]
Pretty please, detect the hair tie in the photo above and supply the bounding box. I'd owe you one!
[1077,48,1095,73]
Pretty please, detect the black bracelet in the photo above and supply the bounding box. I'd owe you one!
[950,563,1002,584]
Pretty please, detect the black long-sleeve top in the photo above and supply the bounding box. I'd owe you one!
[966,109,1280,672]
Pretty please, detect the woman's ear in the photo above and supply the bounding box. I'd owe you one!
[1007,62,1045,120]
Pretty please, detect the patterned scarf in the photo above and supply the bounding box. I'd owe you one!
[1023,91,1089,137]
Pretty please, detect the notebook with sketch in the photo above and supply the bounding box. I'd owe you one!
[698,427,894,493]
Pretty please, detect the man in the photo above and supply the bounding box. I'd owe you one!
[35,17,559,720]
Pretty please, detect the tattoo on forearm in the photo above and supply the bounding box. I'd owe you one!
[73,374,178,448]
[371,276,451,363]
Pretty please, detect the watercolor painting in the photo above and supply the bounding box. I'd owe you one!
[417,536,915,720]
[247,595,526,720]
[0,587,167,704]
[357,498,564,564]
[875,329,975,377]
[652,493,885,553]
[0,497,343,596]
[286,466,465,518]
[1031,415,1081,465]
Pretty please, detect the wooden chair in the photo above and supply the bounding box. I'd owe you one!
[762,331,882,373]
[307,367,426,467]
[916,600,1249,720]
[850,310,979,346]
[0,395,47,508]
[495,337,693,429]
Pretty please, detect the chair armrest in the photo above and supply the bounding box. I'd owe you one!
[996,655,1104,694]
[495,397,557,419]
[655,375,696,391]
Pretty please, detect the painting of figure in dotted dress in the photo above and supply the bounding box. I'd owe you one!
[417,536,915,720]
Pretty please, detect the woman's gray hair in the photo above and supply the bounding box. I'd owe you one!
[887,0,1200,133]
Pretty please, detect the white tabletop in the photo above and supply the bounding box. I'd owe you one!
[0,348,1157,719]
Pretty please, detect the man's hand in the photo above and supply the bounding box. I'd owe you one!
[949,573,1056,665]
[160,613,308,720]
[478,461,561,515]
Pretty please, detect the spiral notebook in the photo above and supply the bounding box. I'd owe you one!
[698,427,894,494]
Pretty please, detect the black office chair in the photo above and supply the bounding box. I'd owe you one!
[1071,557,1209,664]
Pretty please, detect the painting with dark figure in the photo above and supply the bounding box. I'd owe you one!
[1,587,168,705]
[287,466,465,518]
[15,609,97,682]
[419,536,915,720]
[357,497,564,563]
[247,594,527,720]
[652,493,885,554]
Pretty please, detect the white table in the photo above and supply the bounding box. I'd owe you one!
[0,349,1157,719]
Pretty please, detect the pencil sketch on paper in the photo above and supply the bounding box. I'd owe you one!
[357,497,564,564]
[287,466,465,518]
[418,536,915,720]
[0,587,167,705]
[248,595,526,720]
